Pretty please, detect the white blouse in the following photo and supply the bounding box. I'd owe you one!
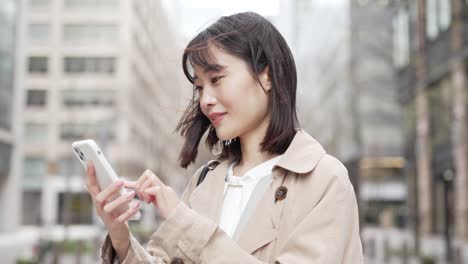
[219,155,282,238]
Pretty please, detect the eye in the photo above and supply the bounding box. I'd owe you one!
[211,76,223,84]
[194,85,203,92]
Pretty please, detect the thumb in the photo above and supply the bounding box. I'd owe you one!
[143,186,161,196]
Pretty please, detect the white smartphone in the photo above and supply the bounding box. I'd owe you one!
[72,139,141,221]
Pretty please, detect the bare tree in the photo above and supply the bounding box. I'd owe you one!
[451,0,468,241]
[415,0,432,253]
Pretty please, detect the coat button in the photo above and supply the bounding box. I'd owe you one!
[275,186,288,202]
[170,257,184,264]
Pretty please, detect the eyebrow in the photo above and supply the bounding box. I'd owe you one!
[193,64,226,81]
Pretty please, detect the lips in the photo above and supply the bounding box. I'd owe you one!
[208,112,226,126]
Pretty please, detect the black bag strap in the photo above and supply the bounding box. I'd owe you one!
[196,160,220,187]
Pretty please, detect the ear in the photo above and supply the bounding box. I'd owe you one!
[260,65,271,92]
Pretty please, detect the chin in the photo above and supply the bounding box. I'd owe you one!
[214,127,237,141]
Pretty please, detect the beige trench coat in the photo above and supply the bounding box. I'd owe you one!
[100,129,364,263]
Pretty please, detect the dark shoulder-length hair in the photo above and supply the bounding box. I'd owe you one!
[176,11,299,168]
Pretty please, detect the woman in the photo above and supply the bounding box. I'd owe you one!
[86,12,364,263]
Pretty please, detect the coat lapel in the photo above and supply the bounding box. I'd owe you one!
[189,161,227,223]
[188,129,327,254]
[235,130,327,254]
[235,168,287,254]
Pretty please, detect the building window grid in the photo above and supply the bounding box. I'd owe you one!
[28,56,48,73]
[393,6,410,68]
[24,123,48,144]
[28,23,50,43]
[64,0,118,9]
[62,89,114,107]
[64,57,116,74]
[63,24,117,44]
[60,122,115,141]
[29,0,49,9]
[26,89,47,106]
[426,0,452,40]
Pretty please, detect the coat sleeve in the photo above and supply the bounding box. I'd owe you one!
[142,168,364,264]
[101,162,364,264]
[98,165,205,264]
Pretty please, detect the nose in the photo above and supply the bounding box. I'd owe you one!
[200,89,217,110]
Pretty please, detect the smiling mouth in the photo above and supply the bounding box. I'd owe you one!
[210,113,226,125]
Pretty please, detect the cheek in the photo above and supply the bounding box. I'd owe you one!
[200,102,208,116]
[226,81,269,118]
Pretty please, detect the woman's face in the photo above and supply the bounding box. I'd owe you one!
[193,44,271,141]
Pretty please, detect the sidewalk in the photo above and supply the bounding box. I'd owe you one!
[0,225,103,264]
[362,226,468,264]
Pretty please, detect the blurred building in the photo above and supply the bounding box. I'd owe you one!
[0,0,29,262]
[16,0,188,247]
[394,0,468,260]
[294,0,405,228]
[0,0,17,222]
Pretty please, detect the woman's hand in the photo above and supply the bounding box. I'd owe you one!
[85,161,140,260]
[124,170,180,220]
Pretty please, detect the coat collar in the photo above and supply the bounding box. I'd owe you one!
[274,129,326,174]
[189,160,227,222]
[189,129,327,253]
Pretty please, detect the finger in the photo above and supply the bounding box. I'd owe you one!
[144,187,160,206]
[131,170,151,191]
[139,178,156,203]
[123,180,138,189]
[123,180,143,200]
[86,161,100,197]
[122,180,144,200]
[144,186,161,196]
[148,171,166,187]
[134,170,154,200]
[103,191,135,214]
[116,202,140,223]
[95,180,124,205]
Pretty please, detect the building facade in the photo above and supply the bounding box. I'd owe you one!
[294,0,405,229]
[16,0,188,244]
[394,0,468,261]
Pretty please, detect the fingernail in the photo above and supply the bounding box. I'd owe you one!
[134,202,140,208]
[126,191,135,197]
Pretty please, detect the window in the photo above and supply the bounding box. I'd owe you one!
[64,0,118,9]
[24,123,47,144]
[426,0,452,39]
[58,192,93,224]
[438,0,451,31]
[60,122,115,141]
[0,142,12,180]
[58,156,82,177]
[29,0,49,9]
[64,57,115,74]
[426,0,438,39]
[62,89,114,107]
[28,24,49,42]
[63,24,117,44]
[22,191,42,225]
[23,157,46,189]
[28,56,48,73]
[26,89,47,106]
[393,7,410,68]
[0,89,12,130]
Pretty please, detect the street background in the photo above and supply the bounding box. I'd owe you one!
[0,0,467,263]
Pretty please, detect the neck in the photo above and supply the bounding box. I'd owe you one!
[237,116,277,169]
